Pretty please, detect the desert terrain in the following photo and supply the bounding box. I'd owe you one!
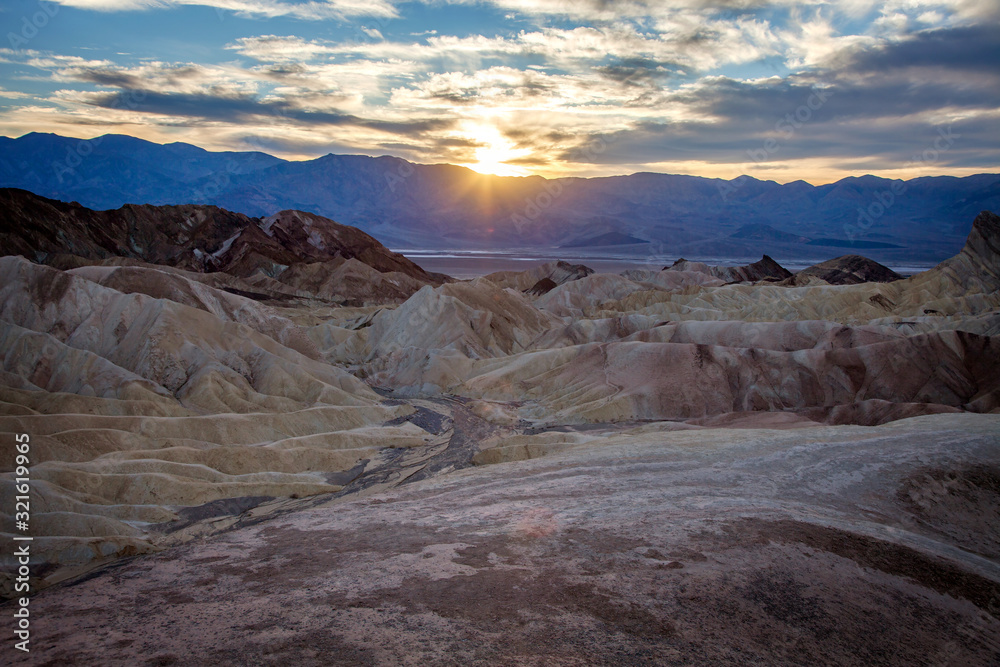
[2,190,999,664]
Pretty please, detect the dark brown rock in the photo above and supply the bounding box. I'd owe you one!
[786,254,903,285]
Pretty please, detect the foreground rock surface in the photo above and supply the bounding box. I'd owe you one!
[13,414,1000,665]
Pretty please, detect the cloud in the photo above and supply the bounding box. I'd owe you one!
[79,88,453,135]
[0,87,34,100]
[670,74,997,126]
[391,68,570,108]
[778,11,876,70]
[464,0,1000,26]
[430,22,781,72]
[13,47,423,112]
[230,22,780,74]
[595,57,679,85]
[448,0,770,23]
[46,0,398,19]
[839,24,1000,75]
[548,68,1000,175]
[47,60,262,100]
[228,36,344,63]
[555,110,999,182]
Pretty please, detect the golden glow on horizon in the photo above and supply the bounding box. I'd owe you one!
[2,117,996,186]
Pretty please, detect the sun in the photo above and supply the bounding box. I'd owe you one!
[462,123,531,177]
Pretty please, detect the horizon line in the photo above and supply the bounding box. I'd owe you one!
[5,130,1000,188]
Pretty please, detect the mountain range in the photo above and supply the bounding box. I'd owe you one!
[2,132,1000,262]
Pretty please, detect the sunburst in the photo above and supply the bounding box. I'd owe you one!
[462,123,530,177]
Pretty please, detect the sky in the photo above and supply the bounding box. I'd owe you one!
[0,0,998,183]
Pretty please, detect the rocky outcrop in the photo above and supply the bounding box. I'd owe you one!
[666,255,793,283]
[0,256,375,411]
[275,258,429,304]
[0,188,252,269]
[460,330,1000,423]
[363,279,563,390]
[786,254,903,285]
[483,260,594,292]
[213,209,447,285]
[0,189,447,300]
[729,254,794,282]
[929,210,1000,291]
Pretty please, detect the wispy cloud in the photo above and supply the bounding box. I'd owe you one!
[46,0,398,19]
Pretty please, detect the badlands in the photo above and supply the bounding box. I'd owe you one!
[1,188,999,664]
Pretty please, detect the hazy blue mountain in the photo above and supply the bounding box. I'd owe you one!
[0,132,284,210]
[3,132,999,262]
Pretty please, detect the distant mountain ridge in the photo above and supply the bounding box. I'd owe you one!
[3,132,999,262]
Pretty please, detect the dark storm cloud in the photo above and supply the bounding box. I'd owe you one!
[504,155,553,166]
[520,0,771,17]
[432,136,482,148]
[684,74,999,124]
[559,39,1000,169]
[418,72,555,106]
[73,69,145,88]
[606,22,1000,165]
[840,25,1000,75]
[560,110,1000,168]
[595,57,677,86]
[72,65,205,89]
[256,63,310,80]
[83,90,453,135]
